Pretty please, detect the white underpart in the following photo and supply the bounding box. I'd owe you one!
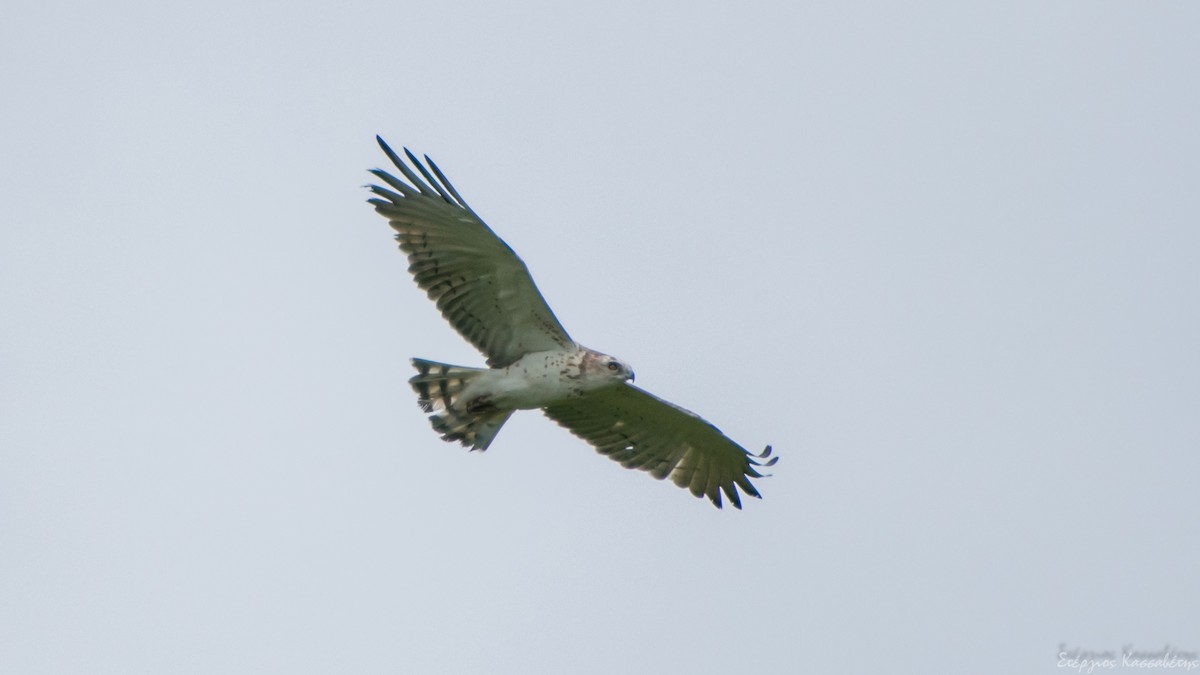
[459,348,606,411]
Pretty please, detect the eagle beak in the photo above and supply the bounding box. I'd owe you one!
[628,369,636,383]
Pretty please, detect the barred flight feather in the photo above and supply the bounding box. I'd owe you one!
[543,386,776,509]
[367,137,574,368]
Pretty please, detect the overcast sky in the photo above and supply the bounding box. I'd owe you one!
[3,2,1198,673]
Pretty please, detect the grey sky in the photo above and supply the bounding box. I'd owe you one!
[2,1,1198,673]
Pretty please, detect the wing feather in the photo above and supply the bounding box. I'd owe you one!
[368,136,574,367]
[425,156,470,206]
[405,148,457,203]
[543,385,776,509]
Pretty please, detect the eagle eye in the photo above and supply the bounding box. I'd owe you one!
[607,362,620,372]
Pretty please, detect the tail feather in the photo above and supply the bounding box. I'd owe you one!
[409,358,511,451]
[428,405,512,452]
[409,358,480,413]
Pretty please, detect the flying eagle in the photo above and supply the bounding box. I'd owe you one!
[366,137,776,508]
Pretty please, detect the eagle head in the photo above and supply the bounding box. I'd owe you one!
[581,349,635,385]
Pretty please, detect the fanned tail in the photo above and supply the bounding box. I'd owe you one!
[409,358,480,413]
[409,358,511,451]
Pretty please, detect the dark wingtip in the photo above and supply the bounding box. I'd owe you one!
[721,483,742,510]
[376,136,404,167]
[739,477,762,500]
[751,444,778,471]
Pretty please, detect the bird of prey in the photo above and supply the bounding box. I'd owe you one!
[366,137,776,508]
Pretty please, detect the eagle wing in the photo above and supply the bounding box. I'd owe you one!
[367,137,574,367]
[543,384,777,509]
